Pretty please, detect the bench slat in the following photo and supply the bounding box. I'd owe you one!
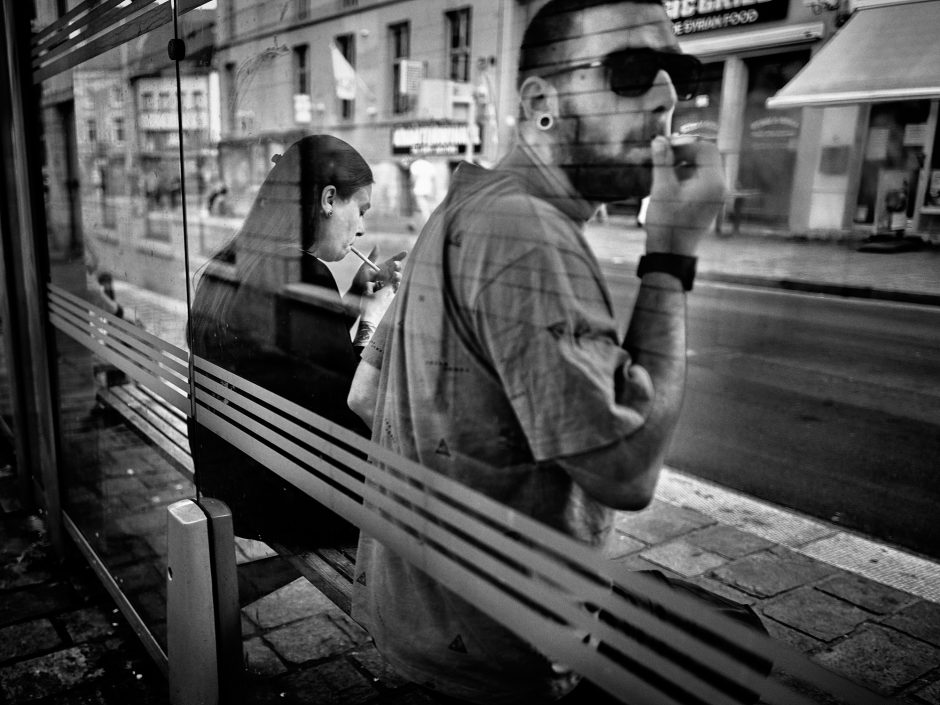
[98,386,194,478]
[271,542,354,615]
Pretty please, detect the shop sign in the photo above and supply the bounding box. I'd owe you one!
[392,121,481,156]
[675,119,720,140]
[666,0,789,36]
[749,116,800,140]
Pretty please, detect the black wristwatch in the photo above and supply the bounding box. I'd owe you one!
[636,253,697,292]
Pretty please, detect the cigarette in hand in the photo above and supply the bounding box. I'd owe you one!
[350,245,381,272]
[669,134,699,174]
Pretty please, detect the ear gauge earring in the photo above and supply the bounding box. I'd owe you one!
[325,209,333,218]
[537,114,554,131]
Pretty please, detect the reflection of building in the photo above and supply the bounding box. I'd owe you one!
[667,0,828,231]
[768,0,940,241]
[38,5,217,262]
[213,0,515,224]
[129,12,219,212]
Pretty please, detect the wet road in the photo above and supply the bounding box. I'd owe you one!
[602,265,940,559]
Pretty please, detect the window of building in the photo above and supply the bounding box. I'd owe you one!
[446,8,471,83]
[86,119,97,142]
[293,45,309,96]
[295,0,309,21]
[142,91,154,111]
[192,90,205,111]
[113,116,125,142]
[389,22,411,115]
[158,91,171,111]
[335,33,355,120]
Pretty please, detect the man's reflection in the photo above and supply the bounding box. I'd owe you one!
[188,134,404,546]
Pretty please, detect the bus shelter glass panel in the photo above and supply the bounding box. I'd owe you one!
[40,10,194,653]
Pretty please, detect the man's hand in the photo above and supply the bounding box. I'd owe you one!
[643,135,726,256]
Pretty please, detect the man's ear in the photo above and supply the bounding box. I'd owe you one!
[519,76,560,123]
[320,184,337,214]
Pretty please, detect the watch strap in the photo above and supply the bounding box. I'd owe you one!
[636,253,697,291]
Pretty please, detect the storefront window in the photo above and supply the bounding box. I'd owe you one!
[855,100,931,230]
[738,51,808,227]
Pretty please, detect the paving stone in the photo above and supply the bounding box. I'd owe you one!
[0,582,78,628]
[640,539,729,577]
[235,538,280,564]
[761,617,823,655]
[379,688,445,704]
[276,657,377,705]
[0,521,35,559]
[264,613,368,665]
[711,550,836,598]
[243,578,338,629]
[350,643,411,689]
[0,540,54,589]
[914,677,940,705]
[244,636,287,677]
[761,588,872,641]
[0,618,61,662]
[684,575,757,605]
[60,607,117,642]
[616,500,713,544]
[0,644,107,701]
[606,530,645,558]
[111,561,163,595]
[613,553,683,579]
[685,524,775,559]
[883,601,940,647]
[814,624,940,695]
[815,572,917,615]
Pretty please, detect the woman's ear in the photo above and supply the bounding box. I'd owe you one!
[518,76,559,124]
[320,184,337,217]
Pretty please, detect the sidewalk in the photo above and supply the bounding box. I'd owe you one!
[3,448,940,703]
[583,217,940,307]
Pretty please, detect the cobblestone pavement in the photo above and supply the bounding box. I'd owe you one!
[2,226,939,703]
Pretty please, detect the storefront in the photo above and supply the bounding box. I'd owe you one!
[768,0,940,240]
[667,0,828,231]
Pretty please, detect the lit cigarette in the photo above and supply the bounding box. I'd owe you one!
[350,245,381,272]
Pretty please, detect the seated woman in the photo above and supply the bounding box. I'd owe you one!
[188,134,404,547]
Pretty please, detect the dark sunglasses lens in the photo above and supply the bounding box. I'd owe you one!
[609,52,701,101]
[609,54,660,97]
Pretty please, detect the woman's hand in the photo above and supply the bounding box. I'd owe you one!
[352,246,407,293]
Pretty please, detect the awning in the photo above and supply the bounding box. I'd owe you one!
[767,0,940,109]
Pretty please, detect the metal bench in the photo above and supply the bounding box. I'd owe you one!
[96,381,359,616]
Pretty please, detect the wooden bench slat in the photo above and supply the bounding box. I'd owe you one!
[98,387,194,478]
[271,542,354,615]
[110,385,190,453]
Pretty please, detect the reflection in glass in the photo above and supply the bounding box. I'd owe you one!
[189,135,389,547]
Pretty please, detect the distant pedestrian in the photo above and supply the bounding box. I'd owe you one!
[188,134,405,546]
[408,157,436,232]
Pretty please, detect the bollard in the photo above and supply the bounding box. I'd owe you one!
[167,499,241,705]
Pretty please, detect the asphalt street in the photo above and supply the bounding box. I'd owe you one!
[601,266,940,560]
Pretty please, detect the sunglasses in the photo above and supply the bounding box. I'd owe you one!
[542,48,702,102]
